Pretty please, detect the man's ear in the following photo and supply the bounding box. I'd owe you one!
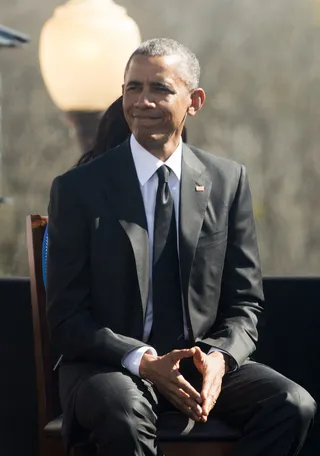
[187,88,206,117]
[122,84,125,95]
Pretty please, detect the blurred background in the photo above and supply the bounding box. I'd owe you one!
[0,0,320,277]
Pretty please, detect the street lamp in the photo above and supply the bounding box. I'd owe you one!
[39,0,141,152]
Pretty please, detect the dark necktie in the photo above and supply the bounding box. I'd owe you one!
[148,165,185,355]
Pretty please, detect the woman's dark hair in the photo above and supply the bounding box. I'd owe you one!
[75,95,188,167]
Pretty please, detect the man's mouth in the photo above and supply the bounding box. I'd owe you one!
[133,115,161,120]
[132,115,162,126]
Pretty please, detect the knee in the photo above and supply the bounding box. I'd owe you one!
[94,393,157,445]
[106,408,138,441]
[285,384,317,424]
[92,411,139,453]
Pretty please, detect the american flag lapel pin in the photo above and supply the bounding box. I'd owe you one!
[195,185,205,192]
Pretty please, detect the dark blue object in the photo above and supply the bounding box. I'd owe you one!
[0,25,30,47]
[42,224,48,288]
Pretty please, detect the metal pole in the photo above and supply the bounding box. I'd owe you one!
[0,72,3,199]
[0,72,13,205]
[0,25,29,205]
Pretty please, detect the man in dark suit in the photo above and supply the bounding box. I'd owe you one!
[47,38,316,456]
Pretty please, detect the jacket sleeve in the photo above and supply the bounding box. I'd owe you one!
[197,165,264,369]
[46,174,146,367]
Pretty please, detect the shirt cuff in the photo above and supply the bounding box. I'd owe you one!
[207,347,238,373]
[122,346,157,377]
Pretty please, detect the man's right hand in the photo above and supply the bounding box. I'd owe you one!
[139,347,203,421]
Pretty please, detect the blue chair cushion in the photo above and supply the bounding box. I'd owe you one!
[42,224,48,289]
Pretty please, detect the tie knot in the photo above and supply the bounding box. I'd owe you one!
[157,165,170,184]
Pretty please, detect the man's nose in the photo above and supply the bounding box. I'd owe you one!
[134,89,155,109]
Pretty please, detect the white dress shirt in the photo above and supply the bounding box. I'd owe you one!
[122,134,221,376]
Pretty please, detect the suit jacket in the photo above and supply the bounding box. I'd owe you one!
[47,140,264,443]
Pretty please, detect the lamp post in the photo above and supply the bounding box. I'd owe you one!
[39,0,141,152]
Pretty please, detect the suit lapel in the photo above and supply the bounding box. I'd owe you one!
[95,141,212,323]
[99,141,149,317]
[179,144,212,312]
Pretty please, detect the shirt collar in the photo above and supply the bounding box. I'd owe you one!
[130,134,182,186]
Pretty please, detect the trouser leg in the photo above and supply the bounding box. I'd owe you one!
[74,366,160,456]
[213,361,317,456]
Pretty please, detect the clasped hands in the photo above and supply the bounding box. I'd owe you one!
[139,346,226,422]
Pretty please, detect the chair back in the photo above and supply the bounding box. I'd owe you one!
[26,214,61,435]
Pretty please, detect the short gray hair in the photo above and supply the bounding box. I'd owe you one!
[125,38,200,91]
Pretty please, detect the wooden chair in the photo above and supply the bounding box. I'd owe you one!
[26,213,239,456]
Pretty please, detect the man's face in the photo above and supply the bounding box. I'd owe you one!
[122,54,193,150]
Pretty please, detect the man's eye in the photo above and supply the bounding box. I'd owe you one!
[154,87,173,95]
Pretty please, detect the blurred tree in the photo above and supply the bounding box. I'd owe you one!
[0,0,319,276]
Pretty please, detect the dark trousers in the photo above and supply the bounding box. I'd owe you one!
[73,360,316,456]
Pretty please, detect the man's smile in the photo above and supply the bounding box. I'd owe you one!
[132,115,162,126]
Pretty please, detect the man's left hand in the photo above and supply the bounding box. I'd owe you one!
[193,347,226,422]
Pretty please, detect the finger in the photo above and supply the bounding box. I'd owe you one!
[201,372,212,402]
[170,348,197,363]
[202,396,215,416]
[181,406,201,421]
[163,382,203,416]
[201,372,222,402]
[160,387,202,421]
[202,384,222,417]
[200,396,215,421]
[177,388,203,417]
[193,346,204,361]
[171,397,202,422]
[175,373,202,403]
[182,405,202,422]
[193,348,206,373]
[164,372,201,402]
